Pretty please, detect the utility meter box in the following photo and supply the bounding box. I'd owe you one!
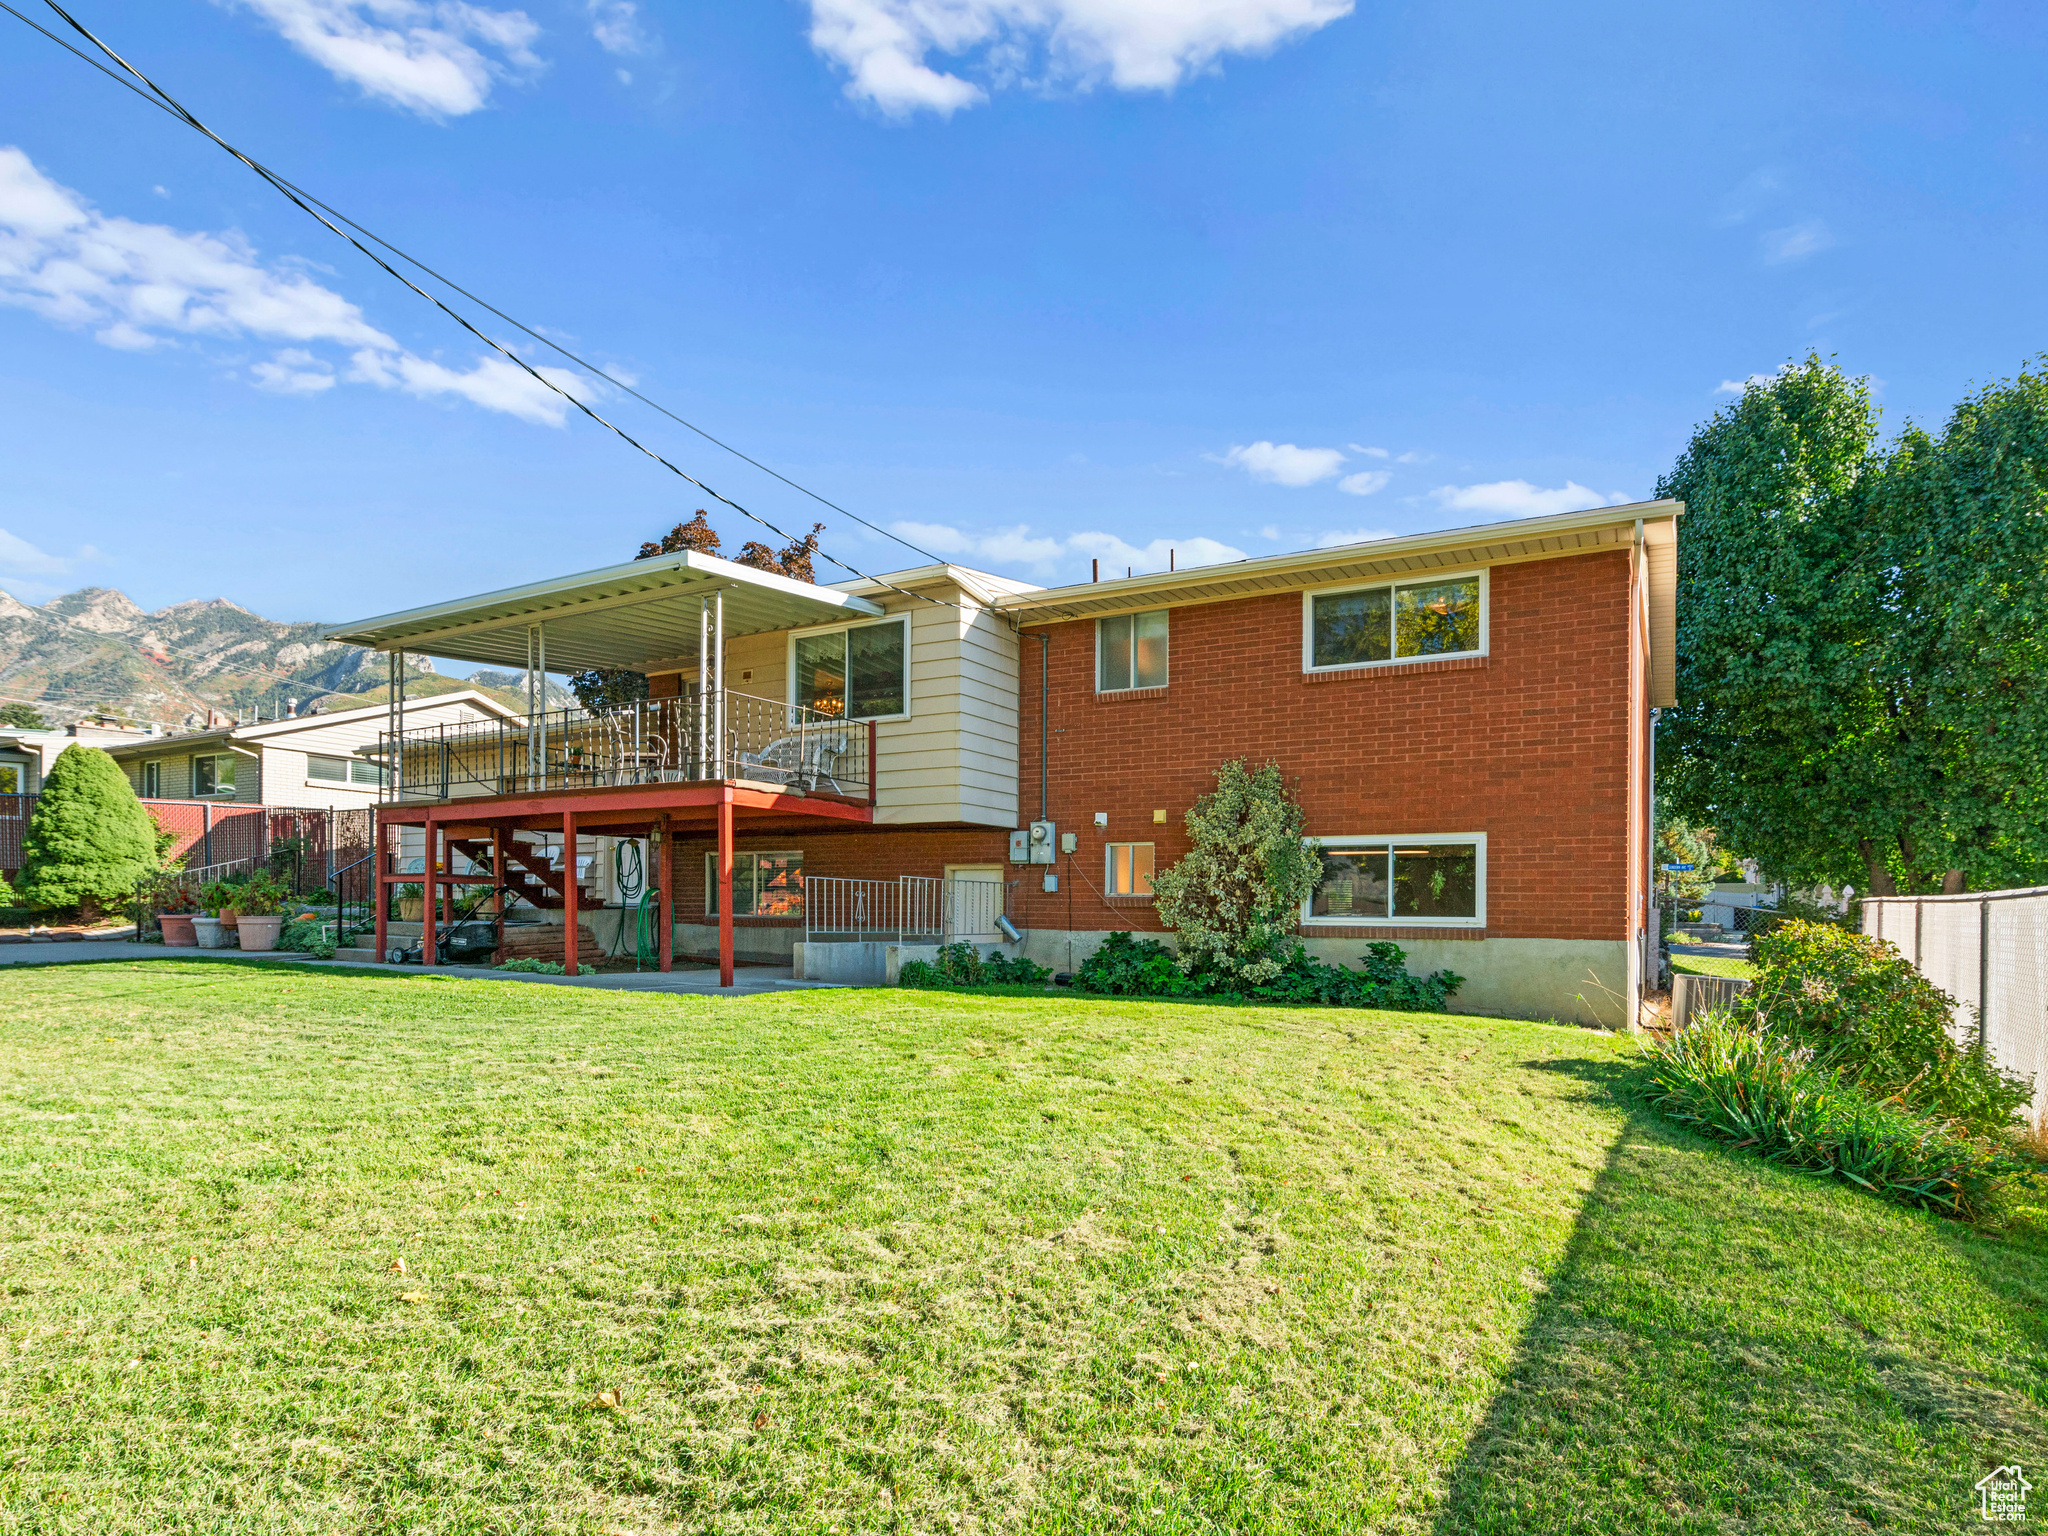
[1008,829,1030,864]
[1027,820,1056,865]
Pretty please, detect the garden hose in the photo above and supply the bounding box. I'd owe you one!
[613,841,658,972]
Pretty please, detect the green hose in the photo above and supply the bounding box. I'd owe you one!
[614,840,658,972]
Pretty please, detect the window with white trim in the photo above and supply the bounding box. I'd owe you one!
[1304,836,1484,925]
[1097,610,1168,691]
[139,760,162,798]
[308,753,385,787]
[192,753,236,796]
[704,850,804,916]
[0,764,19,796]
[1105,842,1155,896]
[1305,572,1485,670]
[791,618,908,719]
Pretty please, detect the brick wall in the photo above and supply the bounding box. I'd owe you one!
[661,550,1641,945]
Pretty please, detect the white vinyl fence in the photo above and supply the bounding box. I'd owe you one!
[1864,886,2048,1129]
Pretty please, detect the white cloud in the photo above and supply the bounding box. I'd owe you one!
[1312,526,1395,549]
[1337,469,1389,496]
[807,0,1353,116]
[1347,443,1388,458]
[1213,440,1346,488]
[1715,363,1797,395]
[0,527,87,579]
[1257,524,1281,540]
[0,147,582,426]
[227,0,542,118]
[1395,450,1427,464]
[1761,219,1832,264]
[1427,480,1634,519]
[588,0,651,54]
[890,520,1246,580]
[251,347,337,393]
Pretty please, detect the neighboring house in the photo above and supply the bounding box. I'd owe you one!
[99,692,523,810]
[327,501,1678,1021]
[0,722,161,796]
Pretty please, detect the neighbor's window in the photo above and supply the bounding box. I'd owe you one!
[793,619,908,719]
[192,753,237,796]
[139,760,161,798]
[1308,575,1482,669]
[1306,838,1482,923]
[1105,842,1155,896]
[308,753,348,782]
[351,758,385,787]
[1097,610,1168,691]
[705,850,805,916]
[0,765,18,796]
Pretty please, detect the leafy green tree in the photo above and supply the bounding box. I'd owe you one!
[0,703,50,729]
[15,745,162,916]
[1151,759,1322,984]
[1657,356,2048,895]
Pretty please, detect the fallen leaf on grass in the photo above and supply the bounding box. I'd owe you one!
[398,1291,429,1304]
[388,1257,409,1275]
[752,1409,770,1429]
[588,1387,626,1411]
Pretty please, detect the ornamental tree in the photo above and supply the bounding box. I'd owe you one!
[1150,759,1322,984]
[0,702,49,729]
[16,745,162,916]
[1657,355,2048,895]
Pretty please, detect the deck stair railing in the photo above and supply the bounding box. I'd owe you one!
[805,876,1016,946]
[372,690,873,805]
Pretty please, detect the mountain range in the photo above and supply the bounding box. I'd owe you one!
[0,587,566,727]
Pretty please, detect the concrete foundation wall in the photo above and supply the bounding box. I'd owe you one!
[1016,928,1629,1027]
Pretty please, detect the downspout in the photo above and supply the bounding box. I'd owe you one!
[1037,631,1049,822]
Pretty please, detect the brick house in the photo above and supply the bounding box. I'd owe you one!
[325,500,1677,1022]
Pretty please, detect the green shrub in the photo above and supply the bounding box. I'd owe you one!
[899,943,1051,990]
[277,916,336,960]
[1636,1011,2037,1219]
[497,957,566,975]
[1737,920,2033,1138]
[1072,932,1463,1011]
[15,745,162,916]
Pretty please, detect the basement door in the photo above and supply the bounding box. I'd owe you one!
[944,864,1006,943]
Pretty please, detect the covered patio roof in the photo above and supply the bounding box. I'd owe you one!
[322,552,886,673]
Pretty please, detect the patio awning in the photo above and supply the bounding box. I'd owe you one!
[321,551,885,674]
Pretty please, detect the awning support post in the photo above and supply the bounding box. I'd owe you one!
[717,790,734,988]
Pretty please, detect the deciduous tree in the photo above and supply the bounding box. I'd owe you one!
[1150,759,1322,983]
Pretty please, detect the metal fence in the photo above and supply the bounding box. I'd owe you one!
[805,875,1015,945]
[378,690,874,805]
[4,795,371,896]
[1864,886,2048,1130]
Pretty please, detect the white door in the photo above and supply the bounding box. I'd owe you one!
[944,864,1005,942]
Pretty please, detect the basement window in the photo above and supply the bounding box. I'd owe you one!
[705,850,805,917]
[1304,836,1485,926]
[1105,842,1155,896]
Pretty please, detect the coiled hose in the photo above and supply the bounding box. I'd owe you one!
[613,840,658,971]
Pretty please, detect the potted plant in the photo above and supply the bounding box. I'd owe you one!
[192,882,232,950]
[396,882,426,923]
[234,870,288,952]
[155,876,199,947]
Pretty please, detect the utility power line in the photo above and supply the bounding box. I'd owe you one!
[14,1,970,617]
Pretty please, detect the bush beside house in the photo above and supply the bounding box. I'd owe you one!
[15,744,162,919]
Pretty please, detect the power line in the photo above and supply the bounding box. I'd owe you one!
[16,1,970,617]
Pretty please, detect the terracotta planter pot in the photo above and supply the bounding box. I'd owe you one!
[219,908,240,929]
[398,897,425,923]
[160,913,197,947]
[192,916,231,950]
[237,914,284,952]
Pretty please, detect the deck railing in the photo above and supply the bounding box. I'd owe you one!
[805,875,1015,945]
[374,690,873,805]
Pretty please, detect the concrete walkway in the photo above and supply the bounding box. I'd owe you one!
[0,942,840,995]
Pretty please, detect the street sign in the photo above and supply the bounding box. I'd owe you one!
[1663,863,1695,871]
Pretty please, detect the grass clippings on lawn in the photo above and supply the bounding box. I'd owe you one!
[0,960,2041,1533]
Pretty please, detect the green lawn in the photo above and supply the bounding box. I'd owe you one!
[0,961,2042,1533]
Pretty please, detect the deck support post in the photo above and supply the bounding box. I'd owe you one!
[717,790,735,988]
[491,823,506,965]
[422,812,437,967]
[657,812,673,973]
[563,809,580,977]
[373,813,389,961]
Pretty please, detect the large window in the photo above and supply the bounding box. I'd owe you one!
[1105,842,1155,896]
[1306,573,1484,670]
[192,753,236,796]
[705,850,804,917]
[1097,610,1168,692]
[1304,836,1484,925]
[792,619,908,719]
[308,754,384,787]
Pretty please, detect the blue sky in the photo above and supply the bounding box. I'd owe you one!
[1,0,2044,631]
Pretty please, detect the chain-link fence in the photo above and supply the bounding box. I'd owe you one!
[1864,886,2048,1130]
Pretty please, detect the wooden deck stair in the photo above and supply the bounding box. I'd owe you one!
[447,838,594,913]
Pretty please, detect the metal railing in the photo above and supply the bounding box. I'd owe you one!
[374,690,873,805]
[805,875,1015,945]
